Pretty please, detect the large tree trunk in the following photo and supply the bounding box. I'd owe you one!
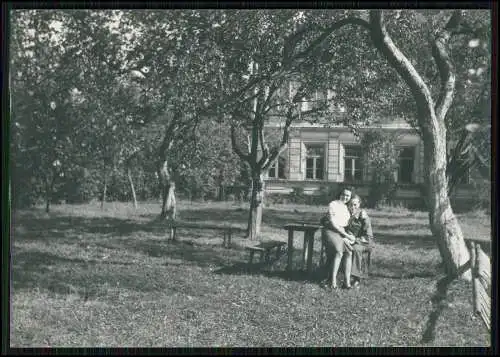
[127,166,138,209]
[423,118,470,278]
[368,10,471,280]
[247,172,264,240]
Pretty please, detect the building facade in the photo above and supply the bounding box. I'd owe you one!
[263,121,475,208]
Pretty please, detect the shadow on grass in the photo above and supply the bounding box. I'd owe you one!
[12,215,177,244]
[12,220,270,297]
[124,239,241,267]
[421,275,455,343]
[367,212,425,219]
[213,257,321,284]
[11,243,234,300]
[11,250,137,298]
[374,232,436,250]
[11,206,447,301]
[420,259,473,344]
[170,207,321,230]
[214,246,442,284]
[376,223,431,232]
[169,208,249,223]
[369,263,441,280]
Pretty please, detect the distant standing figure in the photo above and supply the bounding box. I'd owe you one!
[320,187,356,289]
[346,194,374,288]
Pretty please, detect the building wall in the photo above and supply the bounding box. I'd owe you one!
[268,126,424,183]
[258,124,484,209]
[263,125,439,205]
[257,123,486,212]
[328,132,341,181]
[288,131,302,180]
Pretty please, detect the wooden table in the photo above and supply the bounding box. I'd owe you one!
[283,223,323,273]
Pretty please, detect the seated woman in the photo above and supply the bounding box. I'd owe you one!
[345,194,374,288]
[320,187,357,289]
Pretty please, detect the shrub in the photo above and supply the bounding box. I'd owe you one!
[471,178,491,212]
[266,193,287,205]
[376,201,411,215]
[288,186,306,205]
[366,179,398,208]
[61,168,100,204]
[315,184,340,205]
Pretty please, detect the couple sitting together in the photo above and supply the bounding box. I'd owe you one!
[320,186,373,290]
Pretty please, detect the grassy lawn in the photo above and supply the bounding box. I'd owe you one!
[10,200,491,347]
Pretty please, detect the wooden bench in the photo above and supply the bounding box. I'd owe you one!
[245,240,287,264]
[167,220,246,248]
[465,237,491,331]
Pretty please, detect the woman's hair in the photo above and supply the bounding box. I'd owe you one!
[349,194,362,205]
[337,186,354,199]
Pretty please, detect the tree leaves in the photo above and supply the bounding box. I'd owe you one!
[10,9,491,208]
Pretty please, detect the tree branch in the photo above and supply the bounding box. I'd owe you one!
[292,17,371,63]
[282,23,311,66]
[297,102,330,120]
[261,80,283,115]
[257,122,269,167]
[230,124,250,162]
[432,10,462,121]
[369,10,436,129]
[158,108,184,158]
[262,105,295,171]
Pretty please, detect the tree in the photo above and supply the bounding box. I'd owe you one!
[362,10,488,279]
[305,10,491,204]
[360,129,401,208]
[445,36,491,198]
[10,10,87,211]
[118,10,342,231]
[207,10,368,239]
[294,9,489,278]
[177,120,240,201]
[115,10,230,219]
[10,10,161,210]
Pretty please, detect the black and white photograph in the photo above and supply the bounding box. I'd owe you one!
[5,3,494,350]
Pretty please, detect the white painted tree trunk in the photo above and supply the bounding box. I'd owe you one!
[158,159,176,221]
[127,167,138,209]
[247,173,264,240]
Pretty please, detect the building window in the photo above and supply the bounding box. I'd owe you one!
[397,147,415,184]
[268,156,287,179]
[301,89,327,112]
[344,145,363,182]
[314,89,326,102]
[305,144,325,180]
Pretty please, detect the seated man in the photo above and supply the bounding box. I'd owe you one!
[345,194,374,288]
